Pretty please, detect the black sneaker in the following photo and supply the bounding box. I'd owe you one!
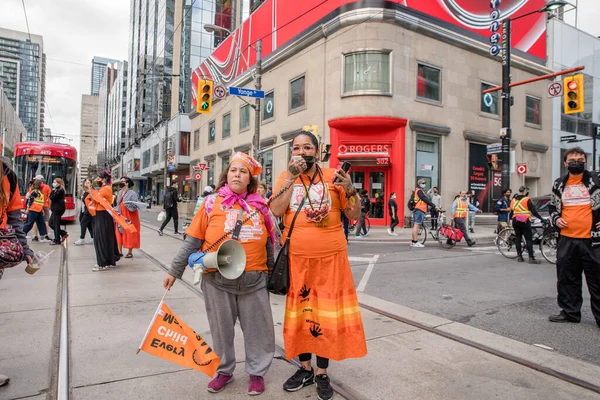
[283,367,314,392]
[315,374,334,400]
[158,230,163,236]
[32,236,39,242]
[517,256,525,262]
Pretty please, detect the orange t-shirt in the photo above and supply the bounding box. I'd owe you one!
[561,175,592,239]
[0,176,23,228]
[186,196,268,272]
[274,168,348,257]
[41,183,51,208]
[85,186,114,213]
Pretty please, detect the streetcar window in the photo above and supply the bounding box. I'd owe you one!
[14,155,76,196]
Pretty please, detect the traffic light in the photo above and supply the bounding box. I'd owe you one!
[197,79,213,114]
[564,74,584,114]
[321,144,332,162]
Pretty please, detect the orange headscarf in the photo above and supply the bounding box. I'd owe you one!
[231,152,262,176]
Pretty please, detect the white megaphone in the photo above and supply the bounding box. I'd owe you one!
[188,240,246,285]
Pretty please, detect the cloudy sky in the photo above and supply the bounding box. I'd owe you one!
[0,0,598,158]
[0,0,129,155]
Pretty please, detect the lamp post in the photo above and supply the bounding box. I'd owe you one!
[499,0,569,191]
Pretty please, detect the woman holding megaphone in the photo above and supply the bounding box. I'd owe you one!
[164,152,276,396]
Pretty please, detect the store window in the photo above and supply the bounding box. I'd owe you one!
[417,63,441,103]
[180,132,190,156]
[208,120,216,143]
[263,90,274,121]
[290,75,306,112]
[207,160,215,187]
[193,129,200,150]
[223,113,231,138]
[343,50,391,94]
[526,95,541,125]
[350,172,365,191]
[415,134,440,191]
[221,155,230,175]
[481,82,499,115]
[370,172,385,219]
[240,104,250,130]
[261,150,273,190]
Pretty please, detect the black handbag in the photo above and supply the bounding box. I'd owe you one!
[267,196,306,295]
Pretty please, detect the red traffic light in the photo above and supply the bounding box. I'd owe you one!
[567,80,578,90]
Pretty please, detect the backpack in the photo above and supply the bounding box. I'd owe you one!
[164,189,175,208]
[407,190,417,211]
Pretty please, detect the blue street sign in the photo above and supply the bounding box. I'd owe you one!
[229,86,265,99]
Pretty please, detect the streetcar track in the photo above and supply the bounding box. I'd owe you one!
[137,245,369,400]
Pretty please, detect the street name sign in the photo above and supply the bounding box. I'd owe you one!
[486,144,502,154]
[560,135,576,142]
[229,86,265,99]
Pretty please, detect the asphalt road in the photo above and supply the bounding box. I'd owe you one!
[137,210,600,367]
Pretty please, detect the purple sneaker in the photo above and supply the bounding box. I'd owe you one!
[248,375,265,396]
[207,373,234,393]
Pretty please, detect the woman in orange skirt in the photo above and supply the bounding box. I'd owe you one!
[270,131,366,400]
[115,177,141,258]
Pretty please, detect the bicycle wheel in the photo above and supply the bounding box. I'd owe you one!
[418,224,427,245]
[539,231,558,264]
[437,227,456,249]
[496,228,520,259]
[365,218,371,234]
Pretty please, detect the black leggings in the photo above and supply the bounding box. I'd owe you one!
[159,207,179,233]
[50,210,67,244]
[513,219,534,258]
[299,353,329,369]
[390,216,399,232]
[80,213,94,239]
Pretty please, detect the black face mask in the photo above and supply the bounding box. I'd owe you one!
[119,182,126,188]
[567,161,585,175]
[302,155,315,171]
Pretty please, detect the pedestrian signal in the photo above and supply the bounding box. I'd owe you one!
[197,80,214,114]
[564,74,584,114]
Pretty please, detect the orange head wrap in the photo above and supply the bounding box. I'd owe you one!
[230,152,263,176]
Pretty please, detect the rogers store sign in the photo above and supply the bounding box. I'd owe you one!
[338,144,390,154]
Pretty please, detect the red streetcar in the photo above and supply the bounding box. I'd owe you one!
[14,142,78,221]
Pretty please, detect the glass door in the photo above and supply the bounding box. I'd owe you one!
[369,171,385,219]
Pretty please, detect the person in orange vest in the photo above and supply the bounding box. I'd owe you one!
[411,179,439,248]
[451,190,481,246]
[22,179,48,239]
[510,186,544,264]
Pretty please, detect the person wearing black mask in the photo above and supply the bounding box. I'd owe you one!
[510,186,544,264]
[548,147,600,328]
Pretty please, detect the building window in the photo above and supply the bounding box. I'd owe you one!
[221,155,230,175]
[290,75,305,112]
[240,104,250,130]
[142,150,151,169]
[526,95,541,125]
[262,90,274,121]
[152,144,159,165]
[193,129,200,150]
[415,133,440,191]
[343,50,391,94]
[207,160,215,187]
[417,63,441,102]
[222,113,231,138]
[180,132,190,156]
[208,120,216,143]
[481,82,499,115]
[261,150,273,190]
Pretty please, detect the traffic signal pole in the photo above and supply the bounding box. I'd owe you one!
[252,40,262,160]
[501,18,512,192]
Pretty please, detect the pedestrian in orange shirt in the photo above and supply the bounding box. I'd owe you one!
[270,131,367,400]
[23,179,48,239]
[115,176,141,258]
[548,147,600,328]
[31,174,52,243]
[164,152,276,396]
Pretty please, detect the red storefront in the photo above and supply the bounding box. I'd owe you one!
[328,116,408,227]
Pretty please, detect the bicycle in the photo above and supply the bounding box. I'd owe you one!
[416,211,445,244]
[348,213,371,236]
[496,220,557,263]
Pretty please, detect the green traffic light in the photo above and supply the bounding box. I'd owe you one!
[202,102,209,110]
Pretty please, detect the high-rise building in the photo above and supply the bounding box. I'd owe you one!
[0,27,46,141]
[79,95,100,184]
[0,81,26,157]
[91,56,119,96]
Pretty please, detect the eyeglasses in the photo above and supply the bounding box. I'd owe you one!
[292,145,315,152]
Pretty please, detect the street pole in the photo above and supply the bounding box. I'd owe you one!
[501,18,512,191]
[163,121,169,201]
[252,39,262,160]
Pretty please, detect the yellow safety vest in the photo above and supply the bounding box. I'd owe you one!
[510,197,531,220]
[454,198,469,218]
[29,189,44,212]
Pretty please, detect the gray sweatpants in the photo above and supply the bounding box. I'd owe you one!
[201,271,275,377]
